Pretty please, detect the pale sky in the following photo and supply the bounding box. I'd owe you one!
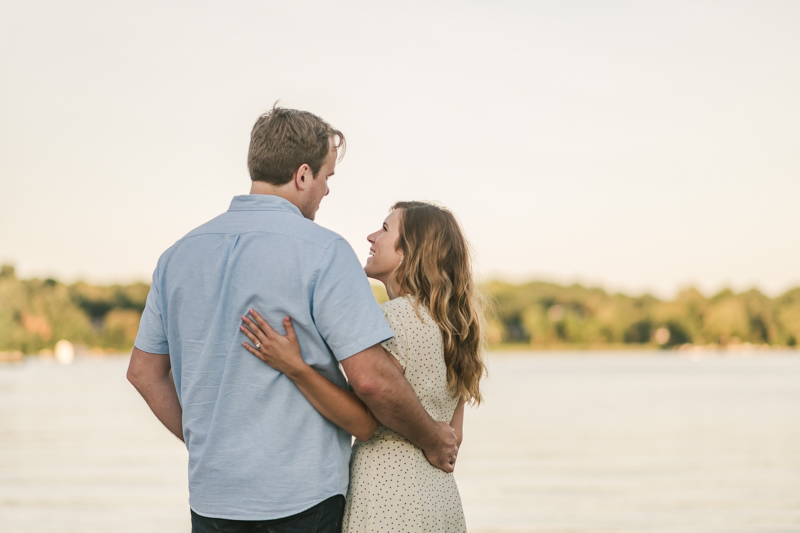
[1,0,798,298]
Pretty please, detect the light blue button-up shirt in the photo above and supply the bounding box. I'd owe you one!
[134,194,394,520]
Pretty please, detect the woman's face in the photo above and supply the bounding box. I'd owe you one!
[364,209,404,282]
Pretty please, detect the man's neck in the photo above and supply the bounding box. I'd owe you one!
[249,181,301,209]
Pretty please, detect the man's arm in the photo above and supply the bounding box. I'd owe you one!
[341,344,458,472]
[127,346,184,442]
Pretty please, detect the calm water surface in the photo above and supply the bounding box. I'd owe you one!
[1,353,799,532]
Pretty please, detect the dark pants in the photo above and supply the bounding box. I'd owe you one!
[191,495,345,533]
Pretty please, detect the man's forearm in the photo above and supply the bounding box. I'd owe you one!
[359,368,439,449]
[342,346,439,449]
[342,345,458,472]
[135,372,184,442]
[127,348,184,442]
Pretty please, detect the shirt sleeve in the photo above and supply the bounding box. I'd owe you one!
[380,305,408,371]
[133,265,170,355]
[311,238,394,361]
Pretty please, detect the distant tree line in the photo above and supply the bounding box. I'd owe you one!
[0,265,148,354]
[485,280,800,348]
[1,264,799,354]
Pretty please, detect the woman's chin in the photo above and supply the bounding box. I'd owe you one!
[363,268,382,283]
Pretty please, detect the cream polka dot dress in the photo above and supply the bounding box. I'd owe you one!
[342,296,467,533]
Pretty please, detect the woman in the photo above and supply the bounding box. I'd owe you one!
[240,201,485,532]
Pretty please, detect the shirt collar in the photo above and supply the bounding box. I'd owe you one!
[227,194,304,218]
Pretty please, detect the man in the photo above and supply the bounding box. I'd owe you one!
[127,106,458,532]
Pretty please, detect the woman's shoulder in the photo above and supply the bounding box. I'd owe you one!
[380,295,414,321]
[380,296,434,326]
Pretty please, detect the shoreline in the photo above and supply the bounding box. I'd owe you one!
[488,342,800,355]
[3,345,798,364]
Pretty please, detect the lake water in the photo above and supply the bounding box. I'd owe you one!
[1,352,799,532]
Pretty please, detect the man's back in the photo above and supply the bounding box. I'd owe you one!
[134,194,393,520]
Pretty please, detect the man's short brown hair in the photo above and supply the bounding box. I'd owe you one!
[247,105,345,185]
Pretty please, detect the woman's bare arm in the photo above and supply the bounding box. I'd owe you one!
[241,310,379,442]
[449,395,465,447]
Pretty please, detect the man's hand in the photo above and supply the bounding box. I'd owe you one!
[422,421,459,472]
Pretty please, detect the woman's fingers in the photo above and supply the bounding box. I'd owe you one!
[248,309,278,339]
[283,317,297,341]
[241,337,266,362]
[239,324,265,352]
[241,315,269,347]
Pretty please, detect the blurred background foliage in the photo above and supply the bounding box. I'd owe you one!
[485,280,800,349]
[0,265,148,354]
[1,264,798,354]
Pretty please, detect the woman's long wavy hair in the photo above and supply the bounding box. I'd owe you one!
[391,201,486,405]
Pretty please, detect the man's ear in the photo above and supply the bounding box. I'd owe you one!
[293,164,313,190]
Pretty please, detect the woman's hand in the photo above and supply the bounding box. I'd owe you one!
[240,309,307,378]
[241,308,379,441]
